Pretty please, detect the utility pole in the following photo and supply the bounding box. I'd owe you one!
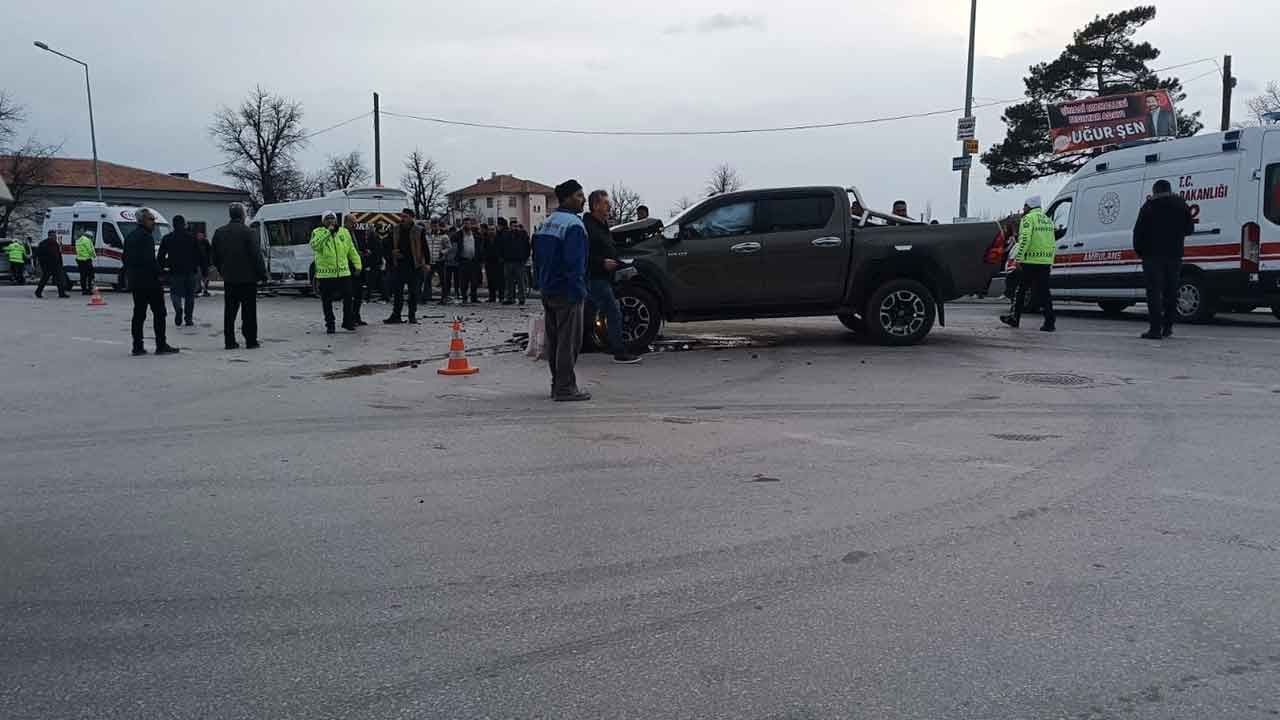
[957,0,978,219]
[373,92,382,186]
[34,41,102,202]
[1220,55,1235,131]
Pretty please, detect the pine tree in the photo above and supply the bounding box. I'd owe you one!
[982,6,1202,188]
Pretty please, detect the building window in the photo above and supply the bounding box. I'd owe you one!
[534,205,541,213]
[508,196,517,208]
[486,197,494,208]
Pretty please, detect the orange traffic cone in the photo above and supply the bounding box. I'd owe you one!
[437,317,479,376]
[88,287,107,308]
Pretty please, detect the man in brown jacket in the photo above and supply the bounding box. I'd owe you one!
[384,208,429,324]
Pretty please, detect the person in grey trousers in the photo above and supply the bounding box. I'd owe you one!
[532,180,591,401]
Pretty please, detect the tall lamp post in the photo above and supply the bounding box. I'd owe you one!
[957,0,977,219]
[34,41,103,203]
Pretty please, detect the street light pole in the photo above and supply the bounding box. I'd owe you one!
[34,41,103,203]
[958,0,978,219]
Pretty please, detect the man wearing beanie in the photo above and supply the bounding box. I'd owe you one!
[533,179,591,401]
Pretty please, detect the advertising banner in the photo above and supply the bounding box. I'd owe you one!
[1049,90,1176,155]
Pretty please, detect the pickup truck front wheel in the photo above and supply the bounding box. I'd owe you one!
[612,285,663,353]
[865,278,936,346]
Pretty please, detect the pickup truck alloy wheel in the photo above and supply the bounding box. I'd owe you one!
[866,278,936,345]
[605,285,662,353]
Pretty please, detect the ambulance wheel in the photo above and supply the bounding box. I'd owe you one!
[1098,301,1131,316]
[1175,274,1216,323]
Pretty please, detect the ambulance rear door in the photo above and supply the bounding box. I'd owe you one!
[1259,129,1280,274]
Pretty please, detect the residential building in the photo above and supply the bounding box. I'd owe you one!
[446,173,557,229]
[1,157,250,239]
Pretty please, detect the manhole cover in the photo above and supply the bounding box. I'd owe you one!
[1003,372,1093,387]
[991,433,1061,442]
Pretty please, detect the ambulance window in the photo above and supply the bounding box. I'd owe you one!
[265,221,291,247]
[1265,164,1280,226]
[100,223,123,248]
[72,221,97,245]
[1049,198,1073,240]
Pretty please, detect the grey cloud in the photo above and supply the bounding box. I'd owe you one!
[664,12,766,35]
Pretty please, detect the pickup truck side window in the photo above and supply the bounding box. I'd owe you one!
[1265,164,1280,226]
[1049,198,1073,240]
[684,201,754,238]
[763,195,835,232]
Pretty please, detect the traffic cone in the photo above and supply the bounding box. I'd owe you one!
[88,287,107,307]
[437,317,479,376]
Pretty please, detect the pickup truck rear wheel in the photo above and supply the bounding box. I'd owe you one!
[613,285,662,353]
[866,279,936,346]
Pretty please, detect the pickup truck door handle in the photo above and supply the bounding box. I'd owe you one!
[730,242,761,254]
[1057,244,1069,250]
[1072,242,1084,247]
[811,236,843,247]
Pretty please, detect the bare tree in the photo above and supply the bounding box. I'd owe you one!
[1246,81,1280,125]
[324,150,369,190]
[705,164,743,197]
[0,91,23,149]
[0,139,60,237]
[400,150,449,218]
[606,183,643,226]
[669,195,696,218]
[209,86,308,208]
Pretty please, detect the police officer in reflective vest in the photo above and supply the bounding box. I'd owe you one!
[75,229,96,295]
[1001,195,1056,332]
[6,238,29,285]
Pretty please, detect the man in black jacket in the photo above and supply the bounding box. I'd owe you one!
[123,209,179,356]
[501,218,531,305]
[483,221,505,302]
[584,189,640,364]
[211,202,266,349]
[34,231,70,298]
[157,215,200,327]
[1133,179,1195,340]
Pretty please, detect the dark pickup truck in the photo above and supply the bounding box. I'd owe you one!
[599,186,1004,349]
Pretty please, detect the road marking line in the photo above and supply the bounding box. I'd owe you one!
[1156,488,1280,512]
[69,336,125,346]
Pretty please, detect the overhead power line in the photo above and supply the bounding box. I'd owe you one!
[189,111,373,174]
[380,99,1025,138]
[1151,57,1218,74]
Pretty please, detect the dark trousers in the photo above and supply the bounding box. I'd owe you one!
[36,266,68,296]
[485,260,504,301]
[588,277,625,355]
[459,259,480,301]
[169,271,197,323]
[441,265,459,300]
[350,271,365,320]
[224,283,258,347]
[1013,263,1055,327]
[504,261,528,303]
[1142,256,1182,333]
[543,296,584,397]
[319,276,353,330]
[365,266,384,301]
[10,262,25,285]
[388,265,419,320]
[131,287,167,350]
[77,260,94,294]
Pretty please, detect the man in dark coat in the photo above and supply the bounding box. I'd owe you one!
[501,218,531,305]
[483,222,505,302]
[584,190,639,364]
[122,208,179,355]
[157,215,200,326]
[34,230,70,298]
[1133,179,1195,340]
[211,202,266,349]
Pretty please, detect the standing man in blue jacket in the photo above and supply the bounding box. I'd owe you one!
[533,179,591,401]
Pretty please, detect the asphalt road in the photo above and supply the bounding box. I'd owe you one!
[2,287,1279,719]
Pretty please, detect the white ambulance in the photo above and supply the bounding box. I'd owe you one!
[1041,125,1280,320]
[41,202,170,288]
[250,187,409,292]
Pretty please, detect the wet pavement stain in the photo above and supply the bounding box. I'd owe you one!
[324,359,422,379]
[841,550,872,564]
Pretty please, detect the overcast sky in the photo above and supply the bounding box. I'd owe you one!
[5,0,1275,220]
